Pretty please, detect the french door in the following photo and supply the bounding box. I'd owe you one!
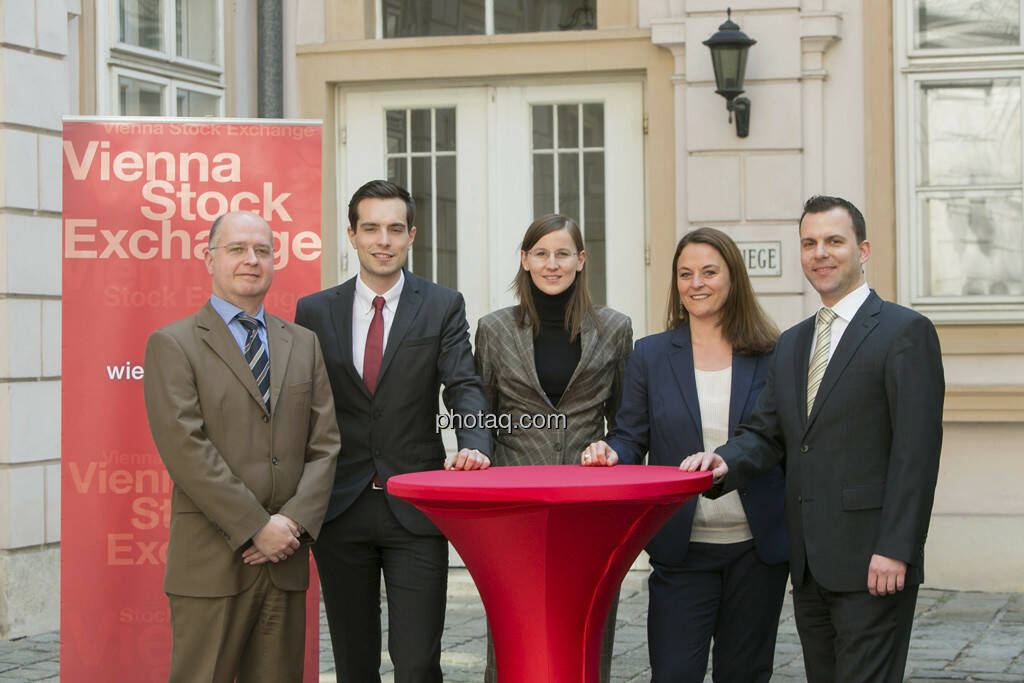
[338,79,647,333]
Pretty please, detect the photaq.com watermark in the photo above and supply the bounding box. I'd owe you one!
[435,411,566,434]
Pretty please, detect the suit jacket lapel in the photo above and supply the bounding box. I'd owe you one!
[510,314,551,408]
[793,315,816,429]
[559,314,597,404]
[729,352,757,435]
[265,314,292,413]
[806,292,882,429]
[667,327,703,444]
[196,302,267,414]
[330,278,368,396]
[378,270,424,386]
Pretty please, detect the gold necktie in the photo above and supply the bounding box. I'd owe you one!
[806,307,837,416]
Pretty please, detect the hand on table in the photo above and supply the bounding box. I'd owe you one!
[678,451,728,482]
[581,441,618,466]
[867,554,907,596]
[445,448,491,470]
[243,514,300,565]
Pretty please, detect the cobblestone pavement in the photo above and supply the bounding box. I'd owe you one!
[2,570,1021,682]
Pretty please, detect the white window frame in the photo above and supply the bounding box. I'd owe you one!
[375,0,594,39]
[894,2,1024,323]
[98,0,225,116]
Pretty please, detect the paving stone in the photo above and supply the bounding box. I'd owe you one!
[1,572,1022,681]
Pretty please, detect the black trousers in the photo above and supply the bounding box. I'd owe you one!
[648,541,789,683]
[792,568,919,683]
[313,486,449,683]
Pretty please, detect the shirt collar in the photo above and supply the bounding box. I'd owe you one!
[209,294,266,328]
[826,281,870,323]
[354,270,405,313]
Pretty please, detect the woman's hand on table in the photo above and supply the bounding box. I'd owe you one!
[445,449,491,471]
[580,441,618,467]
[679,451,728,482]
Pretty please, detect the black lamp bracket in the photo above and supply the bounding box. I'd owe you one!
[727,96,751,138]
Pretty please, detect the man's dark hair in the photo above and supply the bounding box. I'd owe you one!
[800,195,867,243]
[347,179,415,230]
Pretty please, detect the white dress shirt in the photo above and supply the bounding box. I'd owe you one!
[351,271,404,379]
[809,280,871,367]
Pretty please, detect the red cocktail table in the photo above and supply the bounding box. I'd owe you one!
[388,464,711,682]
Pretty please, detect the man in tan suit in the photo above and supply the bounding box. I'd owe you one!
[144,211,340,683]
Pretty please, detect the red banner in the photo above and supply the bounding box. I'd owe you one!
[60,118,323,682]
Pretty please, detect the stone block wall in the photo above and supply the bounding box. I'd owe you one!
[0,0,76,639]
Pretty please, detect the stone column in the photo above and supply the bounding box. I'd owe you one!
[0,0,73,638]
[650,17,687,241]
[798,11,842,316]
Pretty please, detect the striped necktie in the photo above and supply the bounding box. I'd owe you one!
[237,313,271,412]
[806,307,837,416]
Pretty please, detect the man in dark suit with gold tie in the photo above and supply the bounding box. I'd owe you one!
[295,180,492,682]
[143,211,340,682]
[682,196,945,682]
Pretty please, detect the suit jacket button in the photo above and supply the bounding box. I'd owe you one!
[797,496,803,503]
[262,415,269,423]
[800,444,809,453]
[272,457,279,465]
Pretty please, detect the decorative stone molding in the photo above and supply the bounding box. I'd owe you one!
[800,12,842,78]
[649,17,686,79]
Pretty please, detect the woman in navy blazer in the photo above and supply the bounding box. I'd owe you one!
[582,228,788,682]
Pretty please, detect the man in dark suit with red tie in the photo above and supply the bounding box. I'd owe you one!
[295,180,492,682]
[682,196,944,682]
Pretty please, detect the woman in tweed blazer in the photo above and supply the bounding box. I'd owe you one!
[475,214,632,683]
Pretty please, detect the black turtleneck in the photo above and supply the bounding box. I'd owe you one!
[530,279,582,406]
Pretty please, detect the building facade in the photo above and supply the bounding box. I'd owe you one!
[1,0,1021,638]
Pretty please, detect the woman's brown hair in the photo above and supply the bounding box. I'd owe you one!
[665,227,779,355]
[513,214,597,342]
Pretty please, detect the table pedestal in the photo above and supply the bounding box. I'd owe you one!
[389,466,709,683]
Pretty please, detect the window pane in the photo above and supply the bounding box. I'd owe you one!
[922,193,1024,296]
[557,104,579,149]
[533,153,554,217]
[583,151,606,305]
[119,0,162,51]
[119,76,163,116]
[387,158,408,187]
[436,156,457,289]
[532,105,553,149]
[411,157,434,281]
[411,109,432,153]
[436,108,456,152]
[582,103,604,147]
[387,110,407,154]
[558,152,580,219]
[176,89,218,117]
[493,0,595,33]
[176,0,218,63]
[382,0,485,38]
[914,0,1020,49]
[918,79,1021,186]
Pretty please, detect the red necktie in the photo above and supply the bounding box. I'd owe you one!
[363,296,386,393]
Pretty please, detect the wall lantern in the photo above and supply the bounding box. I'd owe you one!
[703,8,757,137]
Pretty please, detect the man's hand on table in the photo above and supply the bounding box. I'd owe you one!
[445,448,491,470]
[581,441,618,467]
[678,451,728,482]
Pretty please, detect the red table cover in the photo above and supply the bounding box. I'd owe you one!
[389,465,711,682]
